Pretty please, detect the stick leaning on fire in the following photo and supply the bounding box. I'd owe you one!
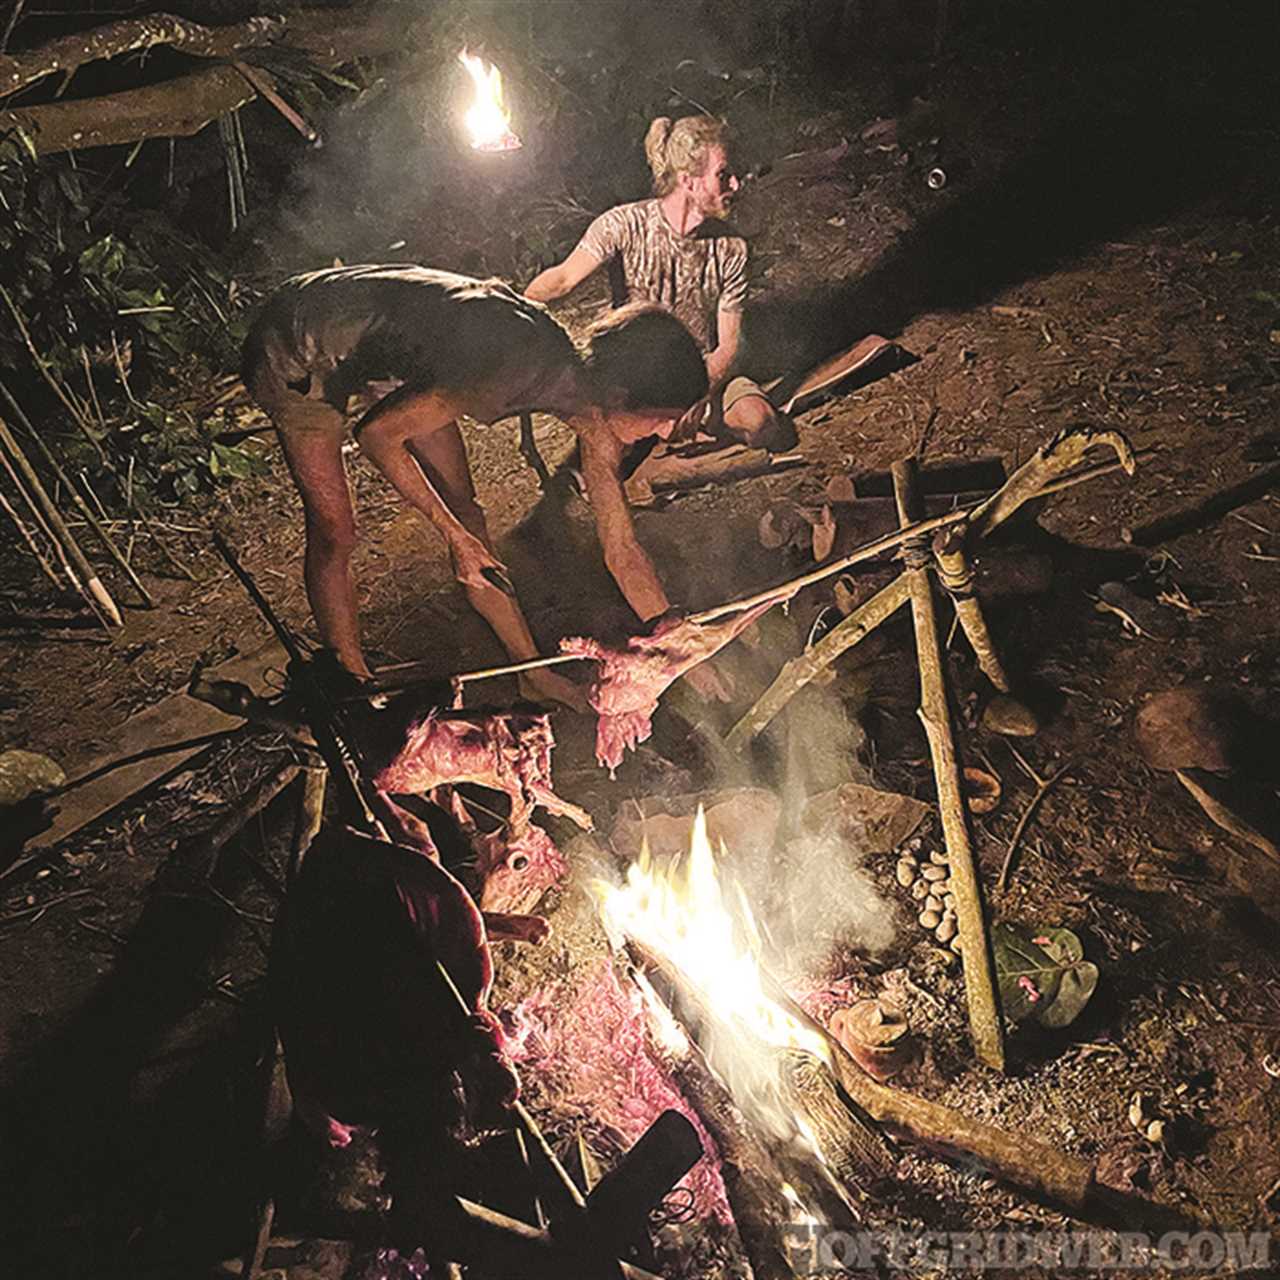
[397,426,1135,777]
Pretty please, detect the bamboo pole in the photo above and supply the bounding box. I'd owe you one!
[893,457,1004,1072]
[932,526,1009,691]
[0,376,155,607]
[0,412,121,624]
[725,575,910,749]
[0,475,63,589]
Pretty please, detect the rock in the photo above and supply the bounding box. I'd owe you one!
[1144,1119,1166,1144]
[936,914,957,943]
[924,893,943,913]
[896,860,916,887]
[919,908,941,930]
[929,848,949,865]
[982,694,1039,737]
[963,766,1002,815]
[921,864,947,882]
[1133,686,1246,773]
[800,782,930,854]
[950,935,963,954]
[0,749,65,808]
[911,878,931,900]
[944,893,956,910]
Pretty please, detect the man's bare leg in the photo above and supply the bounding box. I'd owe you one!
[723,393,797,452]
[277,420,371,677]
[407,426,587,711]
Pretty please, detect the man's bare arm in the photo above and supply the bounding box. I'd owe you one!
[705,305,743,386]
[525,246,603,303]
[354,386,506,588]
[578,424,671,622]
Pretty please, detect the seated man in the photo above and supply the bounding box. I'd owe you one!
[526,114,795,452]
[243,265,707,706]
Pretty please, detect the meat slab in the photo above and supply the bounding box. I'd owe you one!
[372,708,593,832]
[271,826,519,1147]
[562,600,779,773]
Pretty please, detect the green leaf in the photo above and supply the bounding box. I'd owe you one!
[993,922,1098,1029]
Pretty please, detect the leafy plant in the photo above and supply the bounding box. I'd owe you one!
[993,922,1099,1029]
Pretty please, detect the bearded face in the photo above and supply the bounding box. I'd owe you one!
[687,143,739,220]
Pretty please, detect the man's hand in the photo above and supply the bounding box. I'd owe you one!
[450,531,515,596]
[671,392,720,444]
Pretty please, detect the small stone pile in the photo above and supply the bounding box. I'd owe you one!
[895,837,961,953]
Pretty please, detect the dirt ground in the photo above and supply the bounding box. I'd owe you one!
[2,14,1280,1280]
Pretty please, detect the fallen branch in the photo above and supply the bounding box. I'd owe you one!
[0,12,283,100]
[0,4,409,155]
[1175,768,1280,865]
[997,750,1075,892]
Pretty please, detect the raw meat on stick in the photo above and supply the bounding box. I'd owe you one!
[562,599,780,772]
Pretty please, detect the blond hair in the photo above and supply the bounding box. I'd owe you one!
[644,115,729,196]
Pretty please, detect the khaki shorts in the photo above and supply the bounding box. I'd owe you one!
[721,375,771,415]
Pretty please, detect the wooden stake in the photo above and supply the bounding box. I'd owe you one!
[0,476,63,590]
[893,457,1005,1072]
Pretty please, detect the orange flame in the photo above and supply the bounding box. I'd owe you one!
[457,49,521,152]
[597,807,830,1138]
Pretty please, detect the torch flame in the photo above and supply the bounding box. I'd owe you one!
[457,48,521,152]
[597,807,830,1137]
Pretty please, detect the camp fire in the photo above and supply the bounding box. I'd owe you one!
[596,807,831,1140]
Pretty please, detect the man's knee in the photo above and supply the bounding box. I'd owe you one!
[724,395,797,451]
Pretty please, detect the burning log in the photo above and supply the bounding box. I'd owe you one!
[627,960,863,1280]
[894,456,1005,1071]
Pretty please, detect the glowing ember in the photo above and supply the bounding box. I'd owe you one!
[597,807,830,1137]
[457,49,521,152]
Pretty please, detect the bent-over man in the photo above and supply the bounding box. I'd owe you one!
[526,114,794,452]
[243,264,707,706]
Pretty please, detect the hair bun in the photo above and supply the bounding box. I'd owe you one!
[644,116,675,183]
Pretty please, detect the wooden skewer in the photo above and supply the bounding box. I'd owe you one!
[375,452,1141,692]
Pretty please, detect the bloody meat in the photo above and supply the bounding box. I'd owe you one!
[562,601,779,772]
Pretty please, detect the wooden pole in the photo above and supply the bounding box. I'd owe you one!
[0,376,155,607]
[725,575,910,749]
[0,412,122,625]
[893,457,1005,1072]
[932,526,1010,691]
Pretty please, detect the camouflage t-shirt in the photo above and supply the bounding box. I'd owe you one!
[576,199,748,352]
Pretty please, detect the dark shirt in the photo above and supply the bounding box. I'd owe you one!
[244,265,578,423]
